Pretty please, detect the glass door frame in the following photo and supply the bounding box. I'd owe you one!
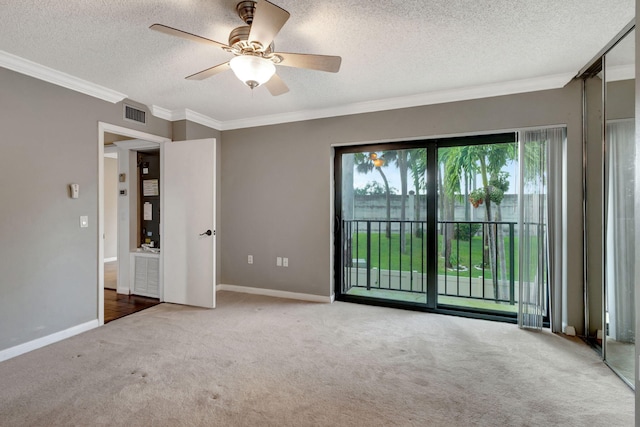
[334,140,437,310]
[334,132,520,323]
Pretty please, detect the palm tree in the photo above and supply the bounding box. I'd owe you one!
[478,144,515,300]
[438,148,456,268]
[440,143,516,300]
[397,150,409,253]
[408,148,427,237]
[354,151,393,237]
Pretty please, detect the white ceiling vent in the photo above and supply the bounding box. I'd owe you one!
[124,104,146,124]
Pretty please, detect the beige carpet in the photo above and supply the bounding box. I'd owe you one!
[0,292,633,426]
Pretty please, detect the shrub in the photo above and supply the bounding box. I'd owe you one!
[454,223,482,241]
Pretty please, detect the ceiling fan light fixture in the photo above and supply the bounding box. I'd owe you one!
[229,55,276,89]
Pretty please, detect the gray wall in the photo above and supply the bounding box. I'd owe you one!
[220,82,585,333]
[0,55,607,352]
[172,119,221,142]
[0,67,171,351]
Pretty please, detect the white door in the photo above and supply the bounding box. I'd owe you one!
[162,138,216,308]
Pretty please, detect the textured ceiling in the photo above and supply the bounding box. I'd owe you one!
[0,0,635,128]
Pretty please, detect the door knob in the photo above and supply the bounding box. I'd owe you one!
[200,229,212,236]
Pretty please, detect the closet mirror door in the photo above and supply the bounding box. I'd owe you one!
[603,28,635,387]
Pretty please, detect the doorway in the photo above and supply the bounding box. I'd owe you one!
[334,131,552,323]
[103,140,163,323]
[98,123,171,325]
[98,124,217,325]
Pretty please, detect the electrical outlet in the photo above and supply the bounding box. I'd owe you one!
[283,257,289,267]
[276,257,282,266]
[248,255,253,264]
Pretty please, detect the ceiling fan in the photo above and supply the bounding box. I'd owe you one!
[150,0,342,96]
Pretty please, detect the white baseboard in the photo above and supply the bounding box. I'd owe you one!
[217,284,334,303]
[0,319,100,363]
[104,257,117,263]
[116,286,130,295]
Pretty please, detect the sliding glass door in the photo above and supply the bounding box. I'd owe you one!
[338,147,431,305]
[436,140,519,315]
[335,131,561,323]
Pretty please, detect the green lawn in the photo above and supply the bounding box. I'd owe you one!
[350,231,538,280]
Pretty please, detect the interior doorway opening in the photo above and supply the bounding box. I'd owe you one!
[98,123,170,325]
[103,135,162,323]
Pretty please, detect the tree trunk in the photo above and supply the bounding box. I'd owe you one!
[464,171,470,221]
[495,204,509,301]
[377,167,392,238]
[479,157,498,299]
[413,174,422,237]
[444,197,455,269]
[399,151,408,254]
[438,160,455,269]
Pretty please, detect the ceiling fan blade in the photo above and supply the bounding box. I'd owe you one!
[150,24,228,50]
[248,0,290,49]
[186,62,230,80]
[275,52,342,73]
[264,73,289,96]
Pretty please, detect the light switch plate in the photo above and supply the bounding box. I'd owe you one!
[276,257,282,266]
[80,216,88,228]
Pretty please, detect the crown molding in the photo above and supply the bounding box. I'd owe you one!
[0,50,127,104]
[177,109,224,131]
[220,72,576,130]
[2,49,575,132]
[149,105,173,121]
[149,106,224,131]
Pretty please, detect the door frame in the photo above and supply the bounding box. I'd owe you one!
[98,122,171,326]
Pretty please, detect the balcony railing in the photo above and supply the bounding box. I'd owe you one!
[341,219,523,306]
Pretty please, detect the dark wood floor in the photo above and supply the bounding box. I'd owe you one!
[104,290,160,323]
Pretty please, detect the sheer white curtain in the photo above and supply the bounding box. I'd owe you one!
[606,119,635,342]
[518,127,566,330]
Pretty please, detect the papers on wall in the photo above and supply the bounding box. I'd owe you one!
[143,179,159,196]
[144,202,153,221]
